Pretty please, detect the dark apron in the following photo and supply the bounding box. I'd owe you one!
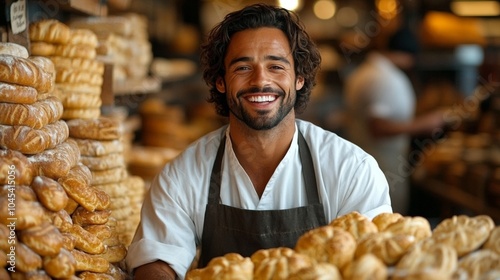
[198,131,327,267]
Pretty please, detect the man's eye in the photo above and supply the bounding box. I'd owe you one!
[235,66,250,71]
[270,65,284,70]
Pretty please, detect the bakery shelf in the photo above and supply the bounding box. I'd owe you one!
[113,76,162,96]
[56,0,108,16]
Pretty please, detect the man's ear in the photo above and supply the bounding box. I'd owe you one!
[296,76,304,90]
[216,77,226,93]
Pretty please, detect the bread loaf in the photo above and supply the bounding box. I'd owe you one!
[29,19,71,44]
[19,222,64,257]
[43,248,76,278]
[55,68,103,86]
[330,211,378,240]
[252,248,313,280]
[355,232,416,265]
[31,175,68,211]
[372,212,404,232]
[288,262,341,280]
[186,253,253,280]
[453,249,500,279]
[0,149,34,185]
[67,117,122,140]
[62,108,101,120]
[16,242,43,272]
[74,138,124,156]
[0,55,54,93]
[46,209,73,233]
[70,224,105,255]
[0,82,37,104]
[0,120,69,154]
[72,206,111,226]
[98,244,127,263]
[81,153,125,171]
[68,28,99,47]
[342,253,387,280]
[0,196,46,230]
[91,167,127,185]
[0,42,29,58]
[0,185,37,201]
[29,139,80,179]
[71,249,109,273]
[53,90,102,109]
[51,56,104,75]
[58,163,98,212]
[0,96,63,129]
[384,216,432,241]
[56,82,102,95]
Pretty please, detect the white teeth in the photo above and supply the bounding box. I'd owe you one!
[247,95,276,102]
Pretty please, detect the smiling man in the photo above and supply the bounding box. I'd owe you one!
[126,4,391,279]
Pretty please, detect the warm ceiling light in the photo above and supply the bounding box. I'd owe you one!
[278,0,303,11]
[376,0,399,20]
[313,0,337,20]
[451,1,500,16]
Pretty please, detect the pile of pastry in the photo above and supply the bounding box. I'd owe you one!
[187,212,500,280]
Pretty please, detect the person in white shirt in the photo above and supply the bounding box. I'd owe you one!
[126,4,391,279]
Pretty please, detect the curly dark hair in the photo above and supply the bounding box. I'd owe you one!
[200,3,322,117]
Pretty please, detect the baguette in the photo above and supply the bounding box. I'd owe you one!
[0,120,69,154]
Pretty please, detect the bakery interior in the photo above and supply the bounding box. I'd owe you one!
[1,0,500,279]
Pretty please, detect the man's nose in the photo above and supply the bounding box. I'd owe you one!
[249,66,270,87]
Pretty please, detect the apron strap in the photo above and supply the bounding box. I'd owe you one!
[208,129,320,205]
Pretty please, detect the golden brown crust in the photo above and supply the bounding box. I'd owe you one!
[29,19,71,44]
[0,120,69,154]
[72,206,111,226]
[0,197,45,230]
[0,82,37,104]
[46,209,73,233]
[295,225,356,269]
[43,248,76,278]
[29,139,80,179]
[56,82,102,96]
[68,28,99,47]
[372,212,404,232]
[51,56,104,74]
[59,163,99,212]
[16,242,43,272]
[62,108,101,120]
[453,249,500,279]
[0,96,63,129]
[0,42,29,58]
[31,175,68,212]
[97,244,127,263]
[355,232,416,265]
[342,253,388,280]
[80,153,125,171]
[67,117,122,140]
[186,253,253,280]
[91,167,127,185]
[287,262,341,280]
[0,185,37,201]
[74,139,124,156]
[55,68,103,86]
[70,224,105,255]
[329,211,378,240]
[71,249,109,273]
[384,216,432,241]
[0,149,34,185]
[483,226,500,254]
[0,55,54,93]
[19,222,64,257]
[53,90,102,109]
[251,248,313,280]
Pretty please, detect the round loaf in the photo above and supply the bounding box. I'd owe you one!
[253,250,313,280]
[0,149,34,185]
[0,42,29,58]
[53,90,102,109]
[58,163,99,212]
[16,242,43,273]
[29,138,80,179]
[31,175,68,211]
[342,253,387,280]
[186,253,253,280]
[0,82,37,104]
[0,120,69,154]
[483,226,500,254]
[288,262,341,280]
[372,212,404,232]
[384,216,432,241]
[330,211,378,240]
[43,248,76,278]
[74,139,124,156]
[355,232,416,265]
[68,28,99,47]
[454,249,500,279]
[70,224,105,255]
[71,249,109,273]
[67,117,122,140]
[295,225,356,269]
[55,68,103,86]
[432,215,495,257]
[51,56,104,74]
[0,96,63,129]
[62,108,101,120]
[0,54,54,93]
[29,19,71,44]
[0,196,45,230]
[19,222,64,257]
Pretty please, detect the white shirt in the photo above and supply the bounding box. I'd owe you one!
[344,52,416,214]
[126,119,391,279]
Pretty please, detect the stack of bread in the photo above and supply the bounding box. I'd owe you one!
[69,13,152,83]
[67,117,145,247]
[186,212,500,280]
[29,19,104,120]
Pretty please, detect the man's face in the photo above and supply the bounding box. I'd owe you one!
[216,27,304,130]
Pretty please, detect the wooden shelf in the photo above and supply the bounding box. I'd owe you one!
[57,0,107,16]
[413,178,500,223]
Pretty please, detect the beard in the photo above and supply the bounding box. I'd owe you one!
[228,86,295,130]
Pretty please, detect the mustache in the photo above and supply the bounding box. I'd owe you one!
[236,86,284,98]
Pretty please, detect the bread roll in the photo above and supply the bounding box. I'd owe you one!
[30,41,57,56]
[384,216,432,241]
[372,212,404,231]
[67,117,122,140]
[65,197,79,215]
[0,42,29,58]
[330,211,378,240]
[61,232,77,251]
[0,120,69,154]
[16,242,43,273]
[70,224,105,255]
[58,163,99,212]
[0,185,37,202]
[82,224,111,240]
[29,19,71,44]
[43,248,76,278]
[46,209,73,233]
[71,249,109,273]
[0,196,45,230]
[0,149,34,185]
[453,249,500,279]
[98,244,127,263]
[0,55,54,93]
[295,225,356,269]
[72,206,111,226]
[0,96,63,129]
[355,232,416,265]
[68,28,99,47]
[31,175,68,212]
[29,139,80,179]
[186,253,253,280]
[342,253,387,280]
[251,248,313,280]
[483,226,500,254]
[74,139,124,156]
[287,262,341,280]
[0,82,37,104]
[19,222,64,257]
[432,215,495,257]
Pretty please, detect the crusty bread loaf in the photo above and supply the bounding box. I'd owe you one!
[0,120,69,154]
[71,249,109,273]
[83,224,112,241]
[51,56,104,74]
[29,138,80,179]
[0,96,63,129]
[0,55,54,93]
[31,175,69,212]
[372,212,404,232]
[186,253,253,280]
[70,224,105,255]
[0,185,37,202]
[68,28,99,47]
[31,41,97,59]
[58,163,98,212]
[97,244,127,263]
[0,196,46,230]
[56,82,102,95]
[0,82,38,104]
[0,149,34,185]
[53,90,102,109]
[0,42,29,58]
[330,211,379,240]
[62,108,101,120]
[55,68,103,86]
[67,117,122,140]
[295,225,356,269]
[16,242,43,272]
[19,222,64,257]
[355,232,416,265]
[74,138,124,156]
[72,206,111,226]
[29,19,71,44]
[43,248,76,278]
